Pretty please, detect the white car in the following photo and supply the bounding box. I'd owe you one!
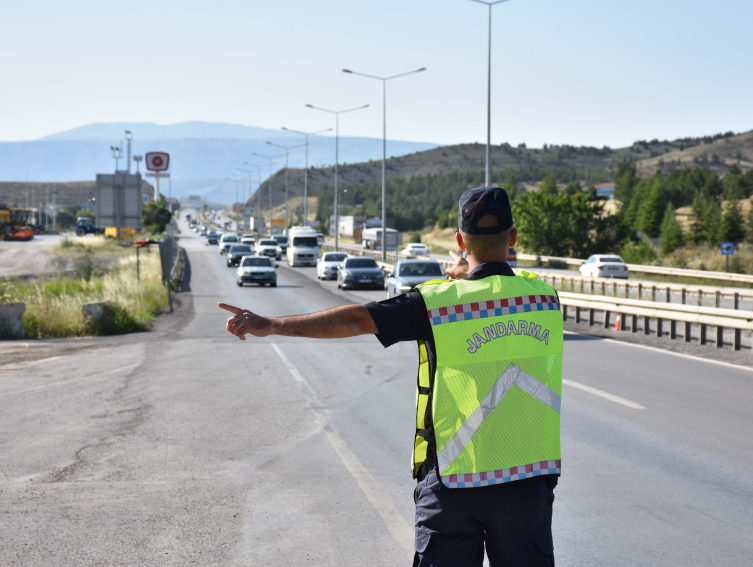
[240,234,256,246]
[317,252,349,280]
[255,238,282,260]
[401,243,430,256]
[219,232,239,254]
[579,254,629,279]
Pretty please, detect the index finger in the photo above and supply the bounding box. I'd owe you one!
[448,250,461,260]
[218,302,242,315]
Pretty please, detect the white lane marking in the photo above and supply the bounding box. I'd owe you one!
[562,379,646,410]
[0,363,141,399]
[271,343,413,558]
[564,330,753,374]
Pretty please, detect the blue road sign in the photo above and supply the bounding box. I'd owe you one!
[721,242,735,255]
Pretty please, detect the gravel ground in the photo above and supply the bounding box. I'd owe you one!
[564,310,753,368]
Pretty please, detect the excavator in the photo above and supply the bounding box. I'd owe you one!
[0,204,37,241]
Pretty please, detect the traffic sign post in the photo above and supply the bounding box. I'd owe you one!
[145,152,170,203]
[721,242,734,272]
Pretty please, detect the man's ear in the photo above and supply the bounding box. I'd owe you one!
[508,228,518,247]
[455,231,466,252]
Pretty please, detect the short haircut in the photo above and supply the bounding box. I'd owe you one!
[461,214,512,256]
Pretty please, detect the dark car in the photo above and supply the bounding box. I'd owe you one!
[226,244,254,267]
[385,259,446,298]
[337,257,385,290]
[206,231,220,245]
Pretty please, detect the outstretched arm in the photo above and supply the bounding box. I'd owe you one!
[445,251,469,279]
[218,302,378,341]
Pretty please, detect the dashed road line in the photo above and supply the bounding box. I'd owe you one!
[563,379,646,409]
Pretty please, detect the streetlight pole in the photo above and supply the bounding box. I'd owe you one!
[125,130,133,173]
[236,168,256,230]
[252,152,285,235]
[342,67,426,260]
[306,103,369,251]
[266,141,308,230]
[281,126,332,225]
[469,0,510,187]
[244,162,268,234]
[110,145,122,173]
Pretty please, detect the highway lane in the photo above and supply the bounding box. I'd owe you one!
[1,217,752,566]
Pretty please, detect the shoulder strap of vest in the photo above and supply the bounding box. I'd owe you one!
[417,278,454,289]
[515,269,539,279]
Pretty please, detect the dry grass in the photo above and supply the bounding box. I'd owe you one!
[1,248,168,338]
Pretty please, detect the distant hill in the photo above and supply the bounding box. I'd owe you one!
[38,121,285,141]
[250,129,753,214]
[0,121,439,204]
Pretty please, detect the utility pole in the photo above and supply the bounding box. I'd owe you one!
[52,184,57,232]
[125,130,133,173]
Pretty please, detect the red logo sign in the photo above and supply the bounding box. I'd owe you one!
[145,152,170,172]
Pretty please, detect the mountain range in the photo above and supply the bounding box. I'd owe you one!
[0,122,439,203]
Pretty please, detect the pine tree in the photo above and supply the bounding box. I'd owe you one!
[636,179,666,237]
[659,203,683,254]
[501,173,518,200]
[614,161,638,205]
[702,198,722,245]
[688,194,706,244]
[538,172,558,195]
[564,180,582,195]
[719,200,745,244]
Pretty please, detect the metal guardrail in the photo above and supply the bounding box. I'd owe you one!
[559,291,753,350]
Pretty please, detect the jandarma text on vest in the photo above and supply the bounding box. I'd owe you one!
[466,320,550,354]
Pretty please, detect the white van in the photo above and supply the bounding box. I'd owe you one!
[287,226,320,267]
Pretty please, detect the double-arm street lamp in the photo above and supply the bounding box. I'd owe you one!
[252,152,286,235]
[281,127,332,225]
[266,141,308,230]
[306,103,369,251]
[468,0,511,187]
[342,67,426,260]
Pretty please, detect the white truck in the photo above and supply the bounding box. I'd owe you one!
[287,226,320,267]
[361,227,400,250]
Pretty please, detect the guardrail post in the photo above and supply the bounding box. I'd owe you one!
[670,320,677,339]
[604,311,610,329]
[588,308,594,326]
[625,283,630,299]
[715,292,720,308]
[684,322,691,342]
[698,290,703,306]
[613,282,617,296]
[576,306,581,323]
[681,289,686,304]
[580,280,584,293]
[631,314,638,333]
[700,324,707,345]
[666,287,670,303]
[601,282,606,295]
[734,329,741,351]
[734,292,740,310]
[651,286,656,301]
[638,283,643,299]
[716,326,724,348]
[590,280,594,293]
[644,316,650,335]
[657,318,663,337]
[562,305,568,321]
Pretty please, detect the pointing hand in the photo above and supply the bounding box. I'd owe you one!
[218,303,271,340]
[445,251,469,280]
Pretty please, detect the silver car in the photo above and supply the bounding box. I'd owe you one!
[386,259,446,298]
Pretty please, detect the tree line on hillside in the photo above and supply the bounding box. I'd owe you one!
[314,165,611,234]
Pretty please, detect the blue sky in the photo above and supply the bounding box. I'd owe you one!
[1,0,751,147]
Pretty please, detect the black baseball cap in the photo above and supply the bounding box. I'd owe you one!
[458,186,513,235]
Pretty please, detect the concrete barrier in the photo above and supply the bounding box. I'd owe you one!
[0,303,25,339]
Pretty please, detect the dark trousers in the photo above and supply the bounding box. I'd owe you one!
[413,461,556,567]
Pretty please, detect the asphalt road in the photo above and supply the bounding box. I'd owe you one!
[2,216,752,566]
[0,232,68,278]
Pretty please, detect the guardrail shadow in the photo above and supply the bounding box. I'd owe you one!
[181,251,191,293]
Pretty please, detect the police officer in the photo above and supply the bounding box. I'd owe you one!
[219,187,562,566]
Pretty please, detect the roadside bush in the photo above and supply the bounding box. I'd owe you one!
[410,232,423,244]
[620,239,659,265]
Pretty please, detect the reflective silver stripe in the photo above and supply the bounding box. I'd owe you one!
[437,364,561,474]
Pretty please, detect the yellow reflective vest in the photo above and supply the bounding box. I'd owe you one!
[413,270,563,488]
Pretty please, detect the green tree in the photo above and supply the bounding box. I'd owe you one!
[636,179,667,237]
[564,180,582,195]
[513,192,629,257]
[538,172,558,195]
[614,161,638,205]
[142,202,173,234]
[722,164,751,200]
[719,200,745,244]
[501,173,518,200]
[659,203,683,254]
[76,208,93,219]
[586,185,598,201]
[701,198,723,245]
